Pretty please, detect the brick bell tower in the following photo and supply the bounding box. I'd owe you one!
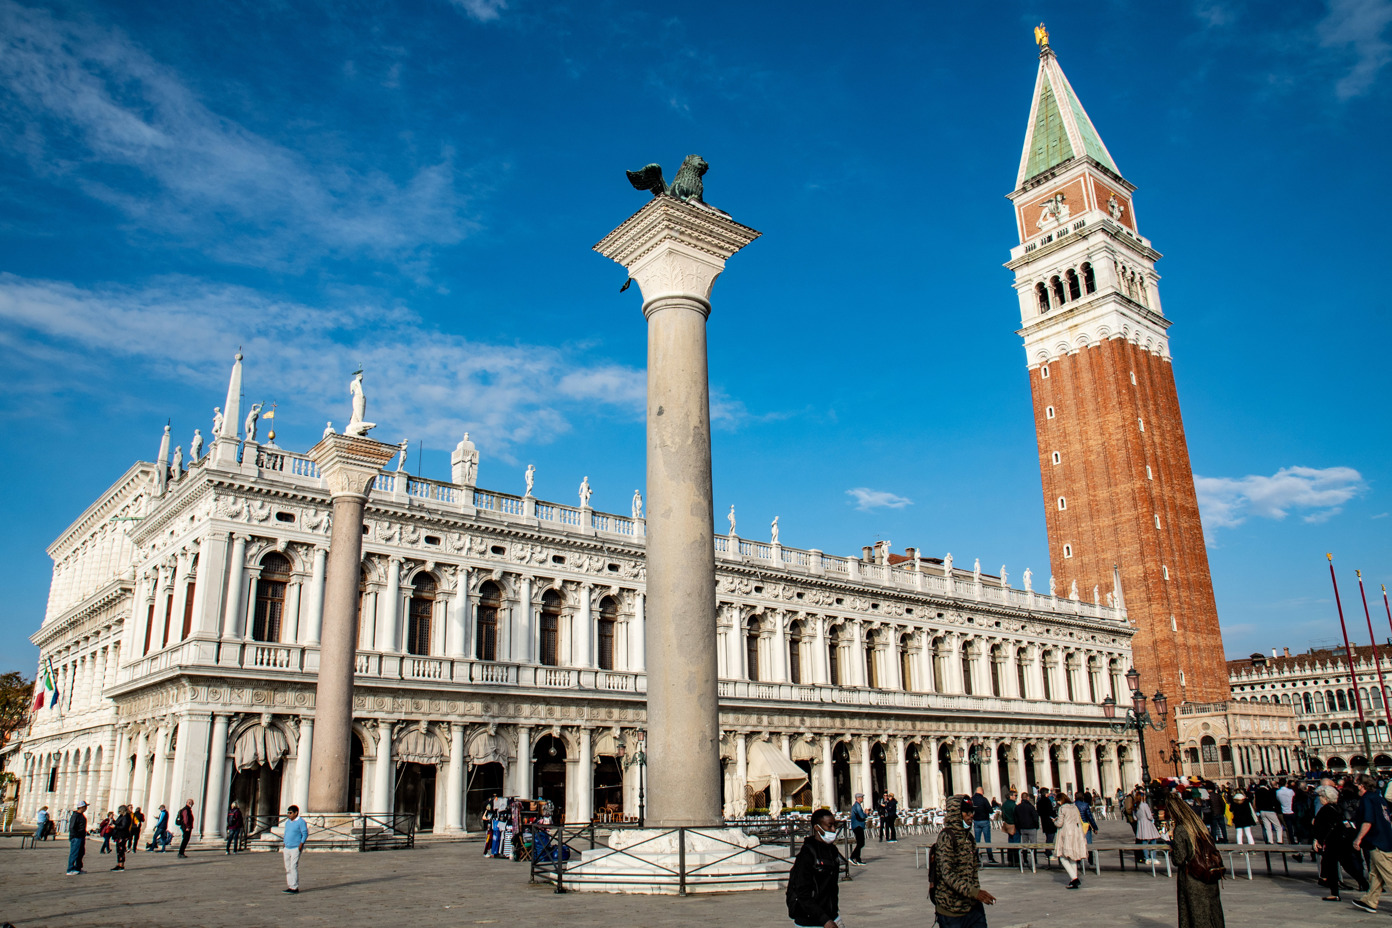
[1006,27,1230,775]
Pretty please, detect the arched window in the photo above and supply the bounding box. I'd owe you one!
[252,553,291,642]
[1303,692,1314,714]
[746,617,762,682]
[931,637,945,694]
[960,643,974,696]
[787,621,804,685]
[989,644,1003,697]
[1081,262,1096,294]
[865,634,880,689]
[1041,650,1054,701]
[1315,691,1327,713]
[1016,649,1030,699]
[1050,276,1066,306]
[1035,282,1050,314]
[1349,689,1359,710]
[406,573,436,656]
[539,590,562,667]
[597,597,617,671]
[1064,654,1077,702]
[476,582,501,661]
[1338,690,1349,712]
[899,634,912,691]
[1066,268,1081,300]
[828,626,842,686]
[1087,657,1101,703]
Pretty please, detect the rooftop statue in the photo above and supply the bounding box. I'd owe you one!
[626,155,709,204]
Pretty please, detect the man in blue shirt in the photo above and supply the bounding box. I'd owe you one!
[849,793,868,866]
[282,805,308,894]
[1351,775,1392,913]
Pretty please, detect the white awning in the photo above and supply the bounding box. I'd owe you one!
[468,729,506,766]
[747,740,808,794]
[233,725,289,771]
[396,728,442,765]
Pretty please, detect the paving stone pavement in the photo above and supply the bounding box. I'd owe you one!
[0,824,1377,928]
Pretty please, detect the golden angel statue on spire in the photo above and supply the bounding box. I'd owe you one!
[1034,22,1050,48]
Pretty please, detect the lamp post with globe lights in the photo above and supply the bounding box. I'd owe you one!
[1100,667,1168,785]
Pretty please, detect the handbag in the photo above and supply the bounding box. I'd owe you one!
[1002,823,1016,835]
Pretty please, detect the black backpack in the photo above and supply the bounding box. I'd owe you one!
[927,844,940,902]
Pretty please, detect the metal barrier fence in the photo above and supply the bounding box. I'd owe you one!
[528,817,851,894]
[238,812,415,852]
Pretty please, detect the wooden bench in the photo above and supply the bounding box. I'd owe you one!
[1219,843,1306,880]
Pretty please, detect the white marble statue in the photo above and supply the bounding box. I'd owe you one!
[1070,580,1079,601]
[771,516,780,546]
[579,476,592,508]
[728,505,737,536]
[212,406,223,437]
[170,445,183,478]
[396,439,409,473]
[1035,192,1070,230]
[973,559,981,583]
[244,403,263,443]
[943,552,953,577]
[1106,592,1114,608]
[1023,567,1032,592]
[999,566,1008,588]
[632,489,643,521]
[1107,193,1125,221]
[1049,575,1057,596]
[345,371,376,437]
[1093,585,1100,606]
[189,429,203,462]
[323,421,335,439]
[525,464,535,497]
[453,434,477,486]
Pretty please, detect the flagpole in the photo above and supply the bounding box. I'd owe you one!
[1383,584,1392,642]
[1329,554,1374,768]
[1356,570,1392,738]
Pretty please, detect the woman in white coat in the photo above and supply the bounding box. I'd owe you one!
[1054,801,1089,889]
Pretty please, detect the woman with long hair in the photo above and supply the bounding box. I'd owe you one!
[1167,792,1226,928]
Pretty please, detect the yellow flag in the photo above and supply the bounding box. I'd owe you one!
[263,410,275,419]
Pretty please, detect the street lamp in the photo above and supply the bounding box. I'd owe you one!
[1100,667,1169,784]
[618,730,647,827]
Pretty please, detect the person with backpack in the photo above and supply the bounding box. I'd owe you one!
[1166,792,1226,928]
[848,793,868,867]
[930,796,996,928]
[1351,774,1392,913]
[148,804,169,852]
[176,799,195,858]
[98,811,115,854]
[785,808,844,928]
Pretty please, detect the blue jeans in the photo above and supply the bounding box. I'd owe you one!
[936,902,988,928]
[973,821,993,857]
[67,837,85,872]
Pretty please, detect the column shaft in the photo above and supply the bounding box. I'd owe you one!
[445,723,465,832]
[221,537,247,639]
[305,547,327,644]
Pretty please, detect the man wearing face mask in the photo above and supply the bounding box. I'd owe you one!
[786,808,846,928]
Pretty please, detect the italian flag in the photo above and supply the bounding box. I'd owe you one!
[33,661,57,710]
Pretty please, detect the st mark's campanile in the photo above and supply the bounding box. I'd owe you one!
[1005,29,1230,774]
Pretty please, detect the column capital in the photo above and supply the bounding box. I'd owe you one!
[307,433,397,499]
[594,196,760,317]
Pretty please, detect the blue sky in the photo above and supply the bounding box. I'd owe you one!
[2,0,1390,674]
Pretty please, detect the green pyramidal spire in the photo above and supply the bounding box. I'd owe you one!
[1017,44,1118,188]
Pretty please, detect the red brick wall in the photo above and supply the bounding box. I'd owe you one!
[1031,338,1229,774]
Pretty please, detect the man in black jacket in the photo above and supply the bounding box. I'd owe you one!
[176,799,196,858]
[786,809,844,928]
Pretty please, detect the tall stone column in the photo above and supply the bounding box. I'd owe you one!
[306,434,396,814]
[448,568,469,660]
[129,729,150,811]
[200,715,228,832]
[858,736,873,801]
[445,722,466,832]
[892,737,908,799]
[596,195,758,827]
[221,536,248,639]
[575,583,593,668]
[293,718,314,811]
[820,737,835,810]
[515,726,533,799]
[922,738,940,809]
[304,547,327,645]
[574,728,594,823]
[629,592,646,672]
[372,720,395,814]
[734,733,748,810]
[379,557,402,653]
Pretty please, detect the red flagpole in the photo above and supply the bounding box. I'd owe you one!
[1383,584,1392,642]
[1356,570,1392,735]
[1329,554,1374,768]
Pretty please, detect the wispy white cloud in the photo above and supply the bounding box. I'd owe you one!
[0,273,644,459]
[1194,2,1238,28]
[1194,465,1366,538]
[1318,0,1392,98]
[449,0,507,22]
[0,1,474,269]
[846,487,913,512]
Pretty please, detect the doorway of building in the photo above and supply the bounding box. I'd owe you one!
[832,742,853,811]
[465,762,504,831]
[905,744,922,807]
[396,762,437,832]
[593,756,623,818]
[533,735,567,819]
[229,762,283,835]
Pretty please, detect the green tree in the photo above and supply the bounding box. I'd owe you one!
[0,671,33,747]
